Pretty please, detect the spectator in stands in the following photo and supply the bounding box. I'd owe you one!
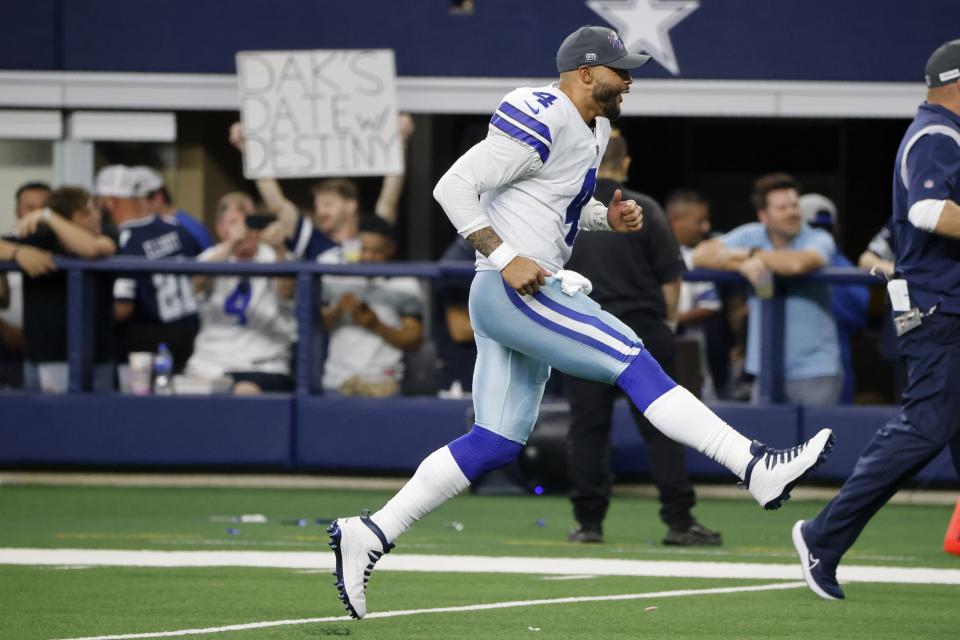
[799,193,870,404]
[228,115,414,263]
[0,239,55,276]
[320,216,424,397]
[693,173,842,405]
[7,187,117,392]
[859,217,896,277]
[561,135,720,547]
[667,189,722,401]
[132,166,213,251]
[13,182,51,219]
[0,181,51,388]
[0,271,21,388]
[104,165,201,380]
[185,193,296,394]
[1,235,55,387]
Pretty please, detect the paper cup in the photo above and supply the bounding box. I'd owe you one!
[128,352,153,395]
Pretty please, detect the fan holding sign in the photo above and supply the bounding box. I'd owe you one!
[237,49,404,179]
[233,49,413,264]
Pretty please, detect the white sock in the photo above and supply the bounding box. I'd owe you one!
[370,446,470,542]
[643,386,753,479]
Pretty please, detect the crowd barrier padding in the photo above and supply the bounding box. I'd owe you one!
[295,396,473,471]
[1,393,293,467]
[3,394,952,484]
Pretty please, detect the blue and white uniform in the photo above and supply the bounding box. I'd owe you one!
[442,84,612,273]
[114,215,201,325]
[365,32,775,568]
[435,84,662,445]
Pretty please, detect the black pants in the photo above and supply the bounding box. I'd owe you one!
[564,315,696,530]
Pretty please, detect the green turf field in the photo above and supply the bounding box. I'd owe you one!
[1,483,958,639]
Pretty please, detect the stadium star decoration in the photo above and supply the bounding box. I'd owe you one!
[587,0,700,75]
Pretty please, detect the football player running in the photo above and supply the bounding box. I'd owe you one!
[327,25,835,619]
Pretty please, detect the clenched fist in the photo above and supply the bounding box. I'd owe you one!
[606,189,643,233]
[502,256,551,296]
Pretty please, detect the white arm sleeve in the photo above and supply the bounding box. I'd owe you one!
[907,199,946,231]
[433,133,541,238]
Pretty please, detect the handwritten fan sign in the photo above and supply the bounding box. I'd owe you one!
[236,49,402,178]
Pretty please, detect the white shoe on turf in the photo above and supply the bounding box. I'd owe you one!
[744,428,836,510]
[327,516,394,619]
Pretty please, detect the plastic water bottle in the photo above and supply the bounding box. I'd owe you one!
[153,343,174,395]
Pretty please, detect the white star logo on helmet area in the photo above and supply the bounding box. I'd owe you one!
[587,0,700,75]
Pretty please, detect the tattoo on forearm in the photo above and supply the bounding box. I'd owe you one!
[467,227,503,257]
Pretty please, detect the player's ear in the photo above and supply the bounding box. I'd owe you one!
[579,66,593,85]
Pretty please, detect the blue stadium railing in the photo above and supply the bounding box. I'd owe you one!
[7,257,954,485]
[0,258,881,400]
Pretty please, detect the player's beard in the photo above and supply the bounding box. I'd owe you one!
[592,80,622,120]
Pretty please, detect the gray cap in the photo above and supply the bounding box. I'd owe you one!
[925,39,960,88]
[799,193,837,229]
[556,25,651,73]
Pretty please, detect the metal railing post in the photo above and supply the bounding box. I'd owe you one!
[10,258,870,405]
[757,285,786,403]
[66,266,93,392]
[294,272,314,396]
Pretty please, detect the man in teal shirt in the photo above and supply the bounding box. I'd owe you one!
[693,173,841,405]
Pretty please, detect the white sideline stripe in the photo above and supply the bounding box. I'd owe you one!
[51,582,807,640]
[6,548,960,586]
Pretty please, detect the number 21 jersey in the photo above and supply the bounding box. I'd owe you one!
[114,215,201,326]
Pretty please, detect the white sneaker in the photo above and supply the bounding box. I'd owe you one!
[327,516,394,619]
[744,429,835,510]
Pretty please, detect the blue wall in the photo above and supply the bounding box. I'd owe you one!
[2,1,958,81]
[1,394,955,485]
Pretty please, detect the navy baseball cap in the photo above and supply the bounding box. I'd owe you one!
[925,39,960,88]
[556,26,651,73]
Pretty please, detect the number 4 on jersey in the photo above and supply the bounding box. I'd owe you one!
[565,168,598,246]
[533,91,557,109]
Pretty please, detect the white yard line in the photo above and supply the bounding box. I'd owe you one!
[51,582,807,640]
[5,548,960,585]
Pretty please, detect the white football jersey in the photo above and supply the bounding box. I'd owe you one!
[477,83,610,272]
[185,244,296,378]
